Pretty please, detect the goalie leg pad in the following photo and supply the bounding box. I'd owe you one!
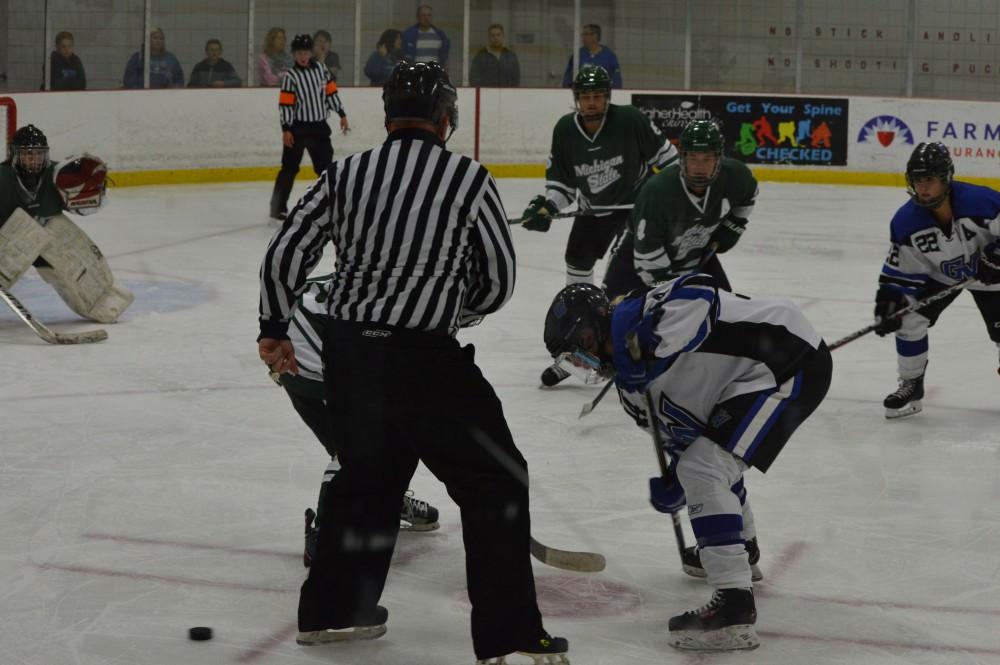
[35,214,133,323]
[0,209,52,288]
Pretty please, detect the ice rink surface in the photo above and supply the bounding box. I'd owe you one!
[2,178,999,665]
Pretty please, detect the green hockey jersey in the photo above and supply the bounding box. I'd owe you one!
[631,158,757,284]
[544,104,677,211]
[0,162,65,227]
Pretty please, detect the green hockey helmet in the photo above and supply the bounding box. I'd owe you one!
[678,119,723,188]
[572,65,612,96]
[572,65,611,122]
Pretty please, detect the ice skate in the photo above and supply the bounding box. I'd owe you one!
[540,361,572,387]
[681,538,763,582]
[296,606,388,645]
[401,490,440,532]
[668,588,759,651]
[884,374,924,419]
[476,633,570,664]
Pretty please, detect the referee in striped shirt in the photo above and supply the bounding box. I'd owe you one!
[258,61,569,661]
[269,33,350,221]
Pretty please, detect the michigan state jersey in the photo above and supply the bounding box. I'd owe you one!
[281,276,334,398]
[879,180,1000,295]
[544,104,677,211]
[631,158,757,285]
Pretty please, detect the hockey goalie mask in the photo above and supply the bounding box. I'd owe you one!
[573,65,611,123]
[679,120,723,190]
[10,125,50,189]
[905,142,953,209]
[544,283,614,379]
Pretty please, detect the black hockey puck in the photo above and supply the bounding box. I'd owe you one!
[188,626,213,641]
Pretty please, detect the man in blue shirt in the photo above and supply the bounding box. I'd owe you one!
[401,5,450,69]
[561,24,622,89]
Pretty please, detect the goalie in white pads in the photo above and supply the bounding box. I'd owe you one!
[873,142,1000,418]
[272,274,440,566]
[0,124,132,323]
[543,276,831,651]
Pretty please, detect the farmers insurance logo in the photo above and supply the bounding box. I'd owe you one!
[858,115,914,147]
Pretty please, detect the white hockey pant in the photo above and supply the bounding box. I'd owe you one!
[676,435,755,589]
[0,209,50,288]
[894,309,932,379]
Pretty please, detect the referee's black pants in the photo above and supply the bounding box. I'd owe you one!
[299,320,545,659]
[270,121,333,217]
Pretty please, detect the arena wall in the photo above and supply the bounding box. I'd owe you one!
[5,87,1000,189]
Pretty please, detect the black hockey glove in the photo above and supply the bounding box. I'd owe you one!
[873,286,908,336]
[976,242,1000,285]
[711,215,748,253]
[521,195,556,232]
[649,467,686,514]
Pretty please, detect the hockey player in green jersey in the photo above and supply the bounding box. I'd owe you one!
[602,119,758,299]
[519,64,677,285]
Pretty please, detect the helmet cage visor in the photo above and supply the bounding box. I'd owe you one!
[680,148,723,189]
[13,146,50,174]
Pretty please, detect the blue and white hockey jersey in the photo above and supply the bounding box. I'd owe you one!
[612,274,823,461]
[879,181,1000,295]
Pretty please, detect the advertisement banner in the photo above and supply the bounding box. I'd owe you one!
[851,98,1000,177]
[632,93,849,166]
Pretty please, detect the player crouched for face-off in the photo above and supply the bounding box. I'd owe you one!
[543,277,832,651]
[873,141,1000,418]
[0,124,132,323]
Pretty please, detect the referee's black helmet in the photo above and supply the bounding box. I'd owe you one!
[383,61,457,135]
[290,33,313,52]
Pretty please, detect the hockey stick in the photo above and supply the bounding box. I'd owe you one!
[579,379,615,418]
[828,279,972,351]
[529,535,606,573]
[507,204,634,225]
[0,285,108,344]
[644,391,688,562]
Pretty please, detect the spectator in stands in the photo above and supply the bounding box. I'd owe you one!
[470,24,519,87]
[123,28,184,89]
[49,31,86,91]
[401,5,449,68]
[561,24,622,89]
[312,30,342,79]
[258,27,292,86]
[364,29,406,86]
[189,39,241,88]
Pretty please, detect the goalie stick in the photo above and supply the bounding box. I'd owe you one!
[828,279,972,351]
[644,391,688,562]
[0,285,108,344]
[529,535,606,573]
[507,204,634,225]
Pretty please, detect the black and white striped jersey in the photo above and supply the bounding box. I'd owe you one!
[279,60,345,130]
[259,128,516,339]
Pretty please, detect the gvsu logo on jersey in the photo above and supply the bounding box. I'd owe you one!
[857,115,914,148]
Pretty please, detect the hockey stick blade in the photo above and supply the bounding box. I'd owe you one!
[529,536,606,573]
[579,379,615,418]
[0,286,108,344]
